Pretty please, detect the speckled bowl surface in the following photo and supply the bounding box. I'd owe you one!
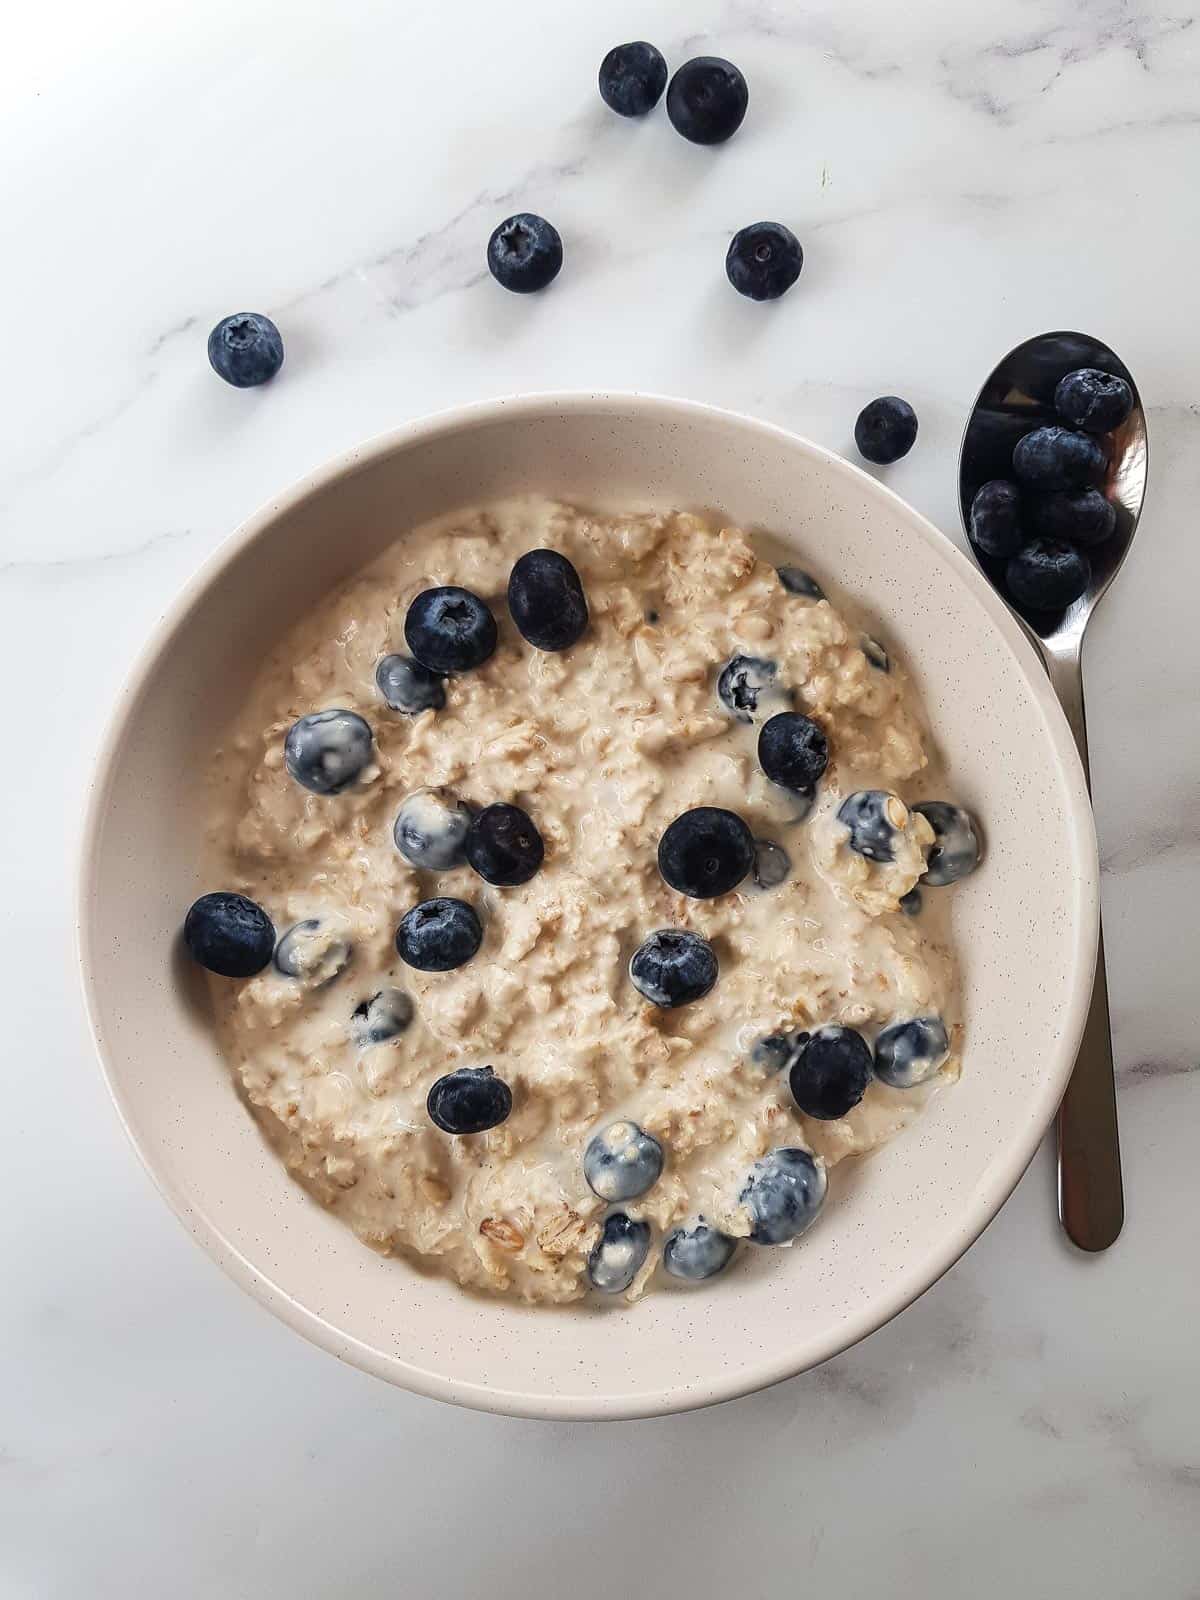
[78,394,1098,1419]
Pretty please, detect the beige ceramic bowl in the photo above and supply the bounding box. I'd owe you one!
[78,394,1097,1419]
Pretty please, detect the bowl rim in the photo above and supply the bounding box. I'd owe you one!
[76,390,1099,1419]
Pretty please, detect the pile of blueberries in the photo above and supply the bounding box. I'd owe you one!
[184,538,982,1292]
[203,43,922,473]
[967,366,1133,611]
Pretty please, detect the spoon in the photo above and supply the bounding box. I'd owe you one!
[959,330,1148,1253]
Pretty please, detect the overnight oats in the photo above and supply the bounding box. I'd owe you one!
[182,496,982,1304]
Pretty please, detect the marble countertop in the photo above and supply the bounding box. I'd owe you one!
[4,0,1199,1593]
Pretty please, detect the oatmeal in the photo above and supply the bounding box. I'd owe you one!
[188,496,981,1304]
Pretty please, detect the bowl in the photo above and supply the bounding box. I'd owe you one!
[78,393,1098,1419]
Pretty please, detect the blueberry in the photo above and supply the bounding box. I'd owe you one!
[1006,539,1091,611]
[788,1024,873,1120]
[486,213,563,293]
[507,549,588,651]
[740,1148,827,1245]
[587,1212,651,1293]
[969,480,1024,560]
[283,710,373,795]
[726,222,803,301]
[663,1221,737,1281]
[854,397,918,465]
[657,807,755,899]
[598,41,668,116]
[752,1030,806,1073]
[375,653,445,715]
[913,802,981,886]
[629,929,718,1007]
[666,55,748,144]
[1012,426,1107,491]
[583,1121,664,1201]
[183,892,275,978]
[1028,488,1116,548]
[207,313,284,388]
[898,887,923,917]
[837,790,904,863]
[861,635,890,672]
[395,898,482,971]
[778,566,824,601]
[757,711,828,793]
[1054,367,1134,434]
[350,987,414,1046]
[426,1065,512,1135]
[752,838,791,890]
[404,586,497,674]
[464,802,544,886]
[393,788,472,871]
[874,1016,950,1089]
[273,919,353,985]
[716,654,781,723]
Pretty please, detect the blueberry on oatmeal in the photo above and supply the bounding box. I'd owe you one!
[777,566,824,601]
[273,919,353,985]
[350,987,414,1046]
[716,654,781,723]
[376,653,446,715]
[393,788,472,871]
[663,1221,737,1281]
[630,929,718,1007]
[427,1066,512,1134]
[283,710,373,795]
[404,586,497,674]
[184,892,275,978]
[752,1030,806,1073]
[658,808,755,899]
[837,790,905,863]
[757,711,828,793]
[752,838,791,890]
[913,802,981,886]
[788,1025,873,1120]
[740,1148,827,1245]
[874,1016,950,1088]
[583,1121,664,1202]
[861,634,890,672]
[396,898,483,971]
[464,802,544,886]
[587,1212,651,1293]
[507,549,589,651]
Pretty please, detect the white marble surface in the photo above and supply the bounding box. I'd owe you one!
[3,0,1199,1592]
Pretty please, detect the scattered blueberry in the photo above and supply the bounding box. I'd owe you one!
[507,549,588,651]
[207,313,284,388]
[663,1221,737,1281]
[861,635,890,673]
[283,710,373,795]
[752,1030,806,1073]
[598,41,668,116]
[837,790,905,863]
[583,1121,664,1201]
[464,802,544,886]
[393,788,472,871]
[757,711,828,794]
[1006,539,1091,610]
[657,807,755,899]
[1054,367,1134,434]
[183,892,275,978]
[630,929,718,1007]
[969,480,1024,560]
[350,987,414,1046]
[426,1065,512,1135]
[854,397,918,465]
[587,1212,651,1293]
[1028,488,1116,547]
[726,222,803,301]
[273,919,353,985]
[913,802,981,886]
[665,55,748,144]
[740,1147,827,1245]
[898,887,923,917]
[752,838,792,890]
[376,653,445,716]
[1012,426,1107,491]
[788,1025,873,1120]
[874,1016,950,1088]
[717,654,782,723]
[395,898,483,971]
[778,566,824,601]
[404,586,497,674]
[486,213,563,293]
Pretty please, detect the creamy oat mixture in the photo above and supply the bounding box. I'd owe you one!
[201,496,967,1304]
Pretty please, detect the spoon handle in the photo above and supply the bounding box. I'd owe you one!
[1044,647,1124,1251]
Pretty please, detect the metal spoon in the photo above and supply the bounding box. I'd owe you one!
[959,330,1148,1252]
